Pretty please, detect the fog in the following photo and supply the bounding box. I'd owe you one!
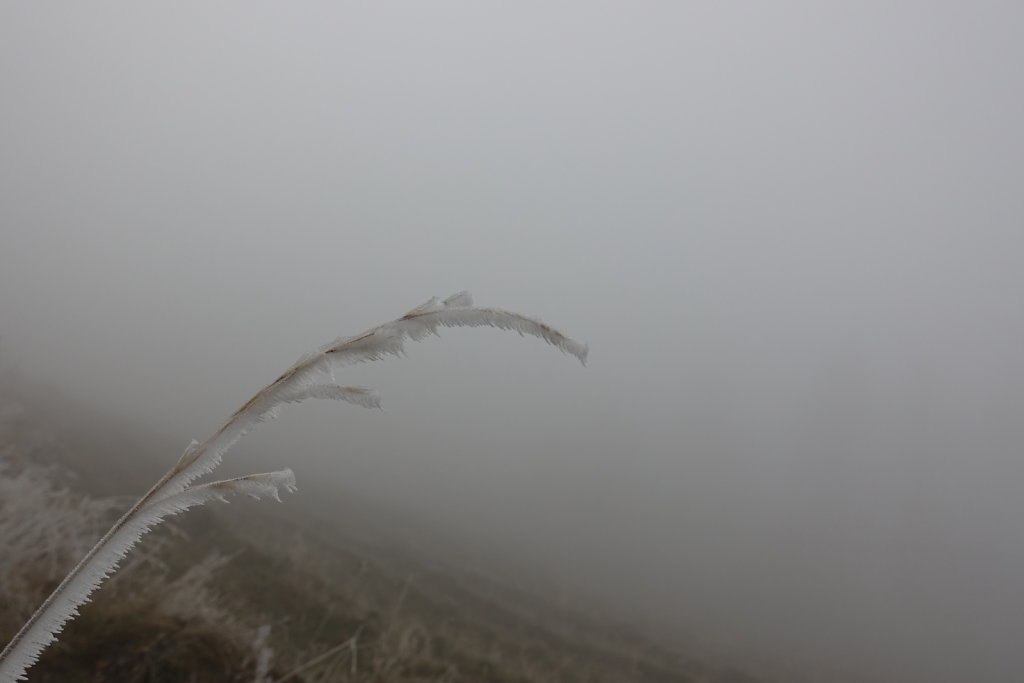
[2,3,1023,681]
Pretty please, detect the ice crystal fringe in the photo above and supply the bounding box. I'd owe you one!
[0,292,586,682]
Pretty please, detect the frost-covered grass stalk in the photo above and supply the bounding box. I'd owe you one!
[0,292,586,682]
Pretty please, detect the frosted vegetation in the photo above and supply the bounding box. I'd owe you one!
[0,293,587,682]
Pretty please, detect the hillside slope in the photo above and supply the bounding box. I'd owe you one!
[0,380,770,683]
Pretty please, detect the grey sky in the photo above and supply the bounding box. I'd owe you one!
[2,3,1024,681]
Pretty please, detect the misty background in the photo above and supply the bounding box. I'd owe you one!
[2,3,1023,682]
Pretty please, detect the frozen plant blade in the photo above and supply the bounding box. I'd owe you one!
[160,383,379,502]
[320,296,589,368]
[147,470,298,511]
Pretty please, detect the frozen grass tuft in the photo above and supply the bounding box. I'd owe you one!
[0,293,586,682]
